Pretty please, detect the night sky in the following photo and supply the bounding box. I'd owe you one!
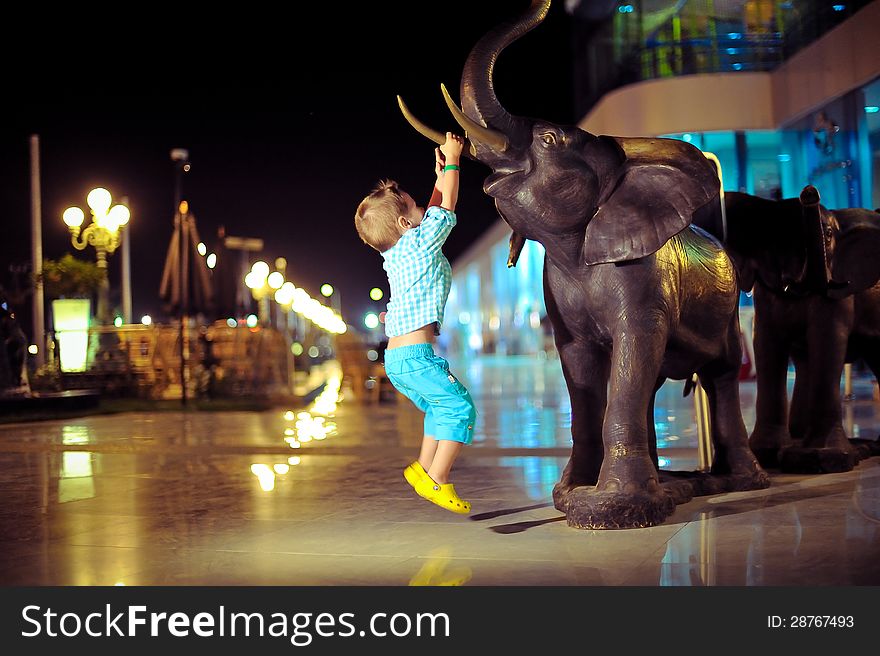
[1,1,575,332]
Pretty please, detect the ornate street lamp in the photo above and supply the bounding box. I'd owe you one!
[62,187,130,324]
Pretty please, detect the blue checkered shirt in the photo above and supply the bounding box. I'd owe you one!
[381,206,456,337]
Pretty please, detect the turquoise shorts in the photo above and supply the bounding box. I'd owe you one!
[384,343,476,444]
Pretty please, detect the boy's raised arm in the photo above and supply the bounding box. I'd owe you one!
[439,132,463,212]
[428,147,444,208]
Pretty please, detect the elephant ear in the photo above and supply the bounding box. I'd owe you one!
[583,137,720,265]
[827,208,880,299]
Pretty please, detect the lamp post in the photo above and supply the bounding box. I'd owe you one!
[62,187,130,325]
[170,148,190,405]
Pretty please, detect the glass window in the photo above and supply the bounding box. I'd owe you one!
[662,131,739,192]
[861,77,880,209]
[745,131,783,199]
[701,132,738,191]
[782,93,862,209]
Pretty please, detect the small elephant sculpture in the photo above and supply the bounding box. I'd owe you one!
[696,186,880,473]
[398,0,768,528]
[0,299,27,394]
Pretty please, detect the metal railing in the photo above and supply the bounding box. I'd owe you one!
[575,0,874,116]
[39,322,297,399]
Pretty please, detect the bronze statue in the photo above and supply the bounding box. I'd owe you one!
[398,0,768,528]
[0,297,27,395]
[696,186,880,473]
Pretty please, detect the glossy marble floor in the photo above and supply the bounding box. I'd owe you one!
[0,357,878,586]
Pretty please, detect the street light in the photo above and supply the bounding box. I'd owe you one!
[62,187,130,324]
[320,282,343,315]
[245,263,345,335]
[245,260,272,325]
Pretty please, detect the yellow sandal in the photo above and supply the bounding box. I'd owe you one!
[404,461,429,491]
[415,478,471,514]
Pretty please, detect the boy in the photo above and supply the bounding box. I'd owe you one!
[354,132,476,514]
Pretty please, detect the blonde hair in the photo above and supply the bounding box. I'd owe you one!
[354,179,407,252]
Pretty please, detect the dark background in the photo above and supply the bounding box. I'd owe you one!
[0,1,575,332]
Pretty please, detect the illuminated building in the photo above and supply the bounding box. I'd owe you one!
[442,1,880,358]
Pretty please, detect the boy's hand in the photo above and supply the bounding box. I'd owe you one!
[440,132,464,163]
[434,147,446,181]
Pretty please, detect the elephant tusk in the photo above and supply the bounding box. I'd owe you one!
[507,231,525,268]
[397,95,478,159]
[441,83,508,155]
[397,95,445,146]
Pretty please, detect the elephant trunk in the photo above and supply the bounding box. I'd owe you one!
[459,0,549,152]
[798,185,832,293]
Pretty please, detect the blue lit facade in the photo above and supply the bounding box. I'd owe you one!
[440,233,549,359]
[662,75,880,209]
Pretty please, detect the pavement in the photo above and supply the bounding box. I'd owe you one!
[0,356,878,586]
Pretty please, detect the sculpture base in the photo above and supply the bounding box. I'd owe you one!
[557,468,771,530]
[850,437,880,460]
[779,446,857,473]
[661,468,771,497]
[564,486,677,530]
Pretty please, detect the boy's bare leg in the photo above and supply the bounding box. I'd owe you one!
[419,435,438,470]
[427,440,463,484]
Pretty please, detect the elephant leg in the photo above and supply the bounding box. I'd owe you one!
[803,298,852,452]
[789,352,810,441]
[564,328,675,529]
[551,339,609,511]
[749,287,793,467]
[858,347,880,450]
[647,376,664,471]
[780,297,856,473]
[696,317,770,490]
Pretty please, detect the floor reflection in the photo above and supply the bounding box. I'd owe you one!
[249,368,342,493]
[408,546,472,586]
[653,466,880,585]
[449,355,880,471]
[59,425,97,504]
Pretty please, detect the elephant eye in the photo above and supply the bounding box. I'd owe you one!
[540,132,557,146]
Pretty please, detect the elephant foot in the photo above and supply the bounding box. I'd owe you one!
[564,486,676,529]
[657,472,696,505]
[698,470,771,495]
[711,447,771,489]
[661,467,770,497]
[779,446,856,474]
[750,447,780,469]
[849,438,880,461]
[803,425,855,453]
[749,426,791,469]
[552,482,572,513]
[552,454,600,512]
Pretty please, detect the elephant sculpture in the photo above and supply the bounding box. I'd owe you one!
[0,298,27,394]
[695,186,880,473]
[397,0,769,528]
